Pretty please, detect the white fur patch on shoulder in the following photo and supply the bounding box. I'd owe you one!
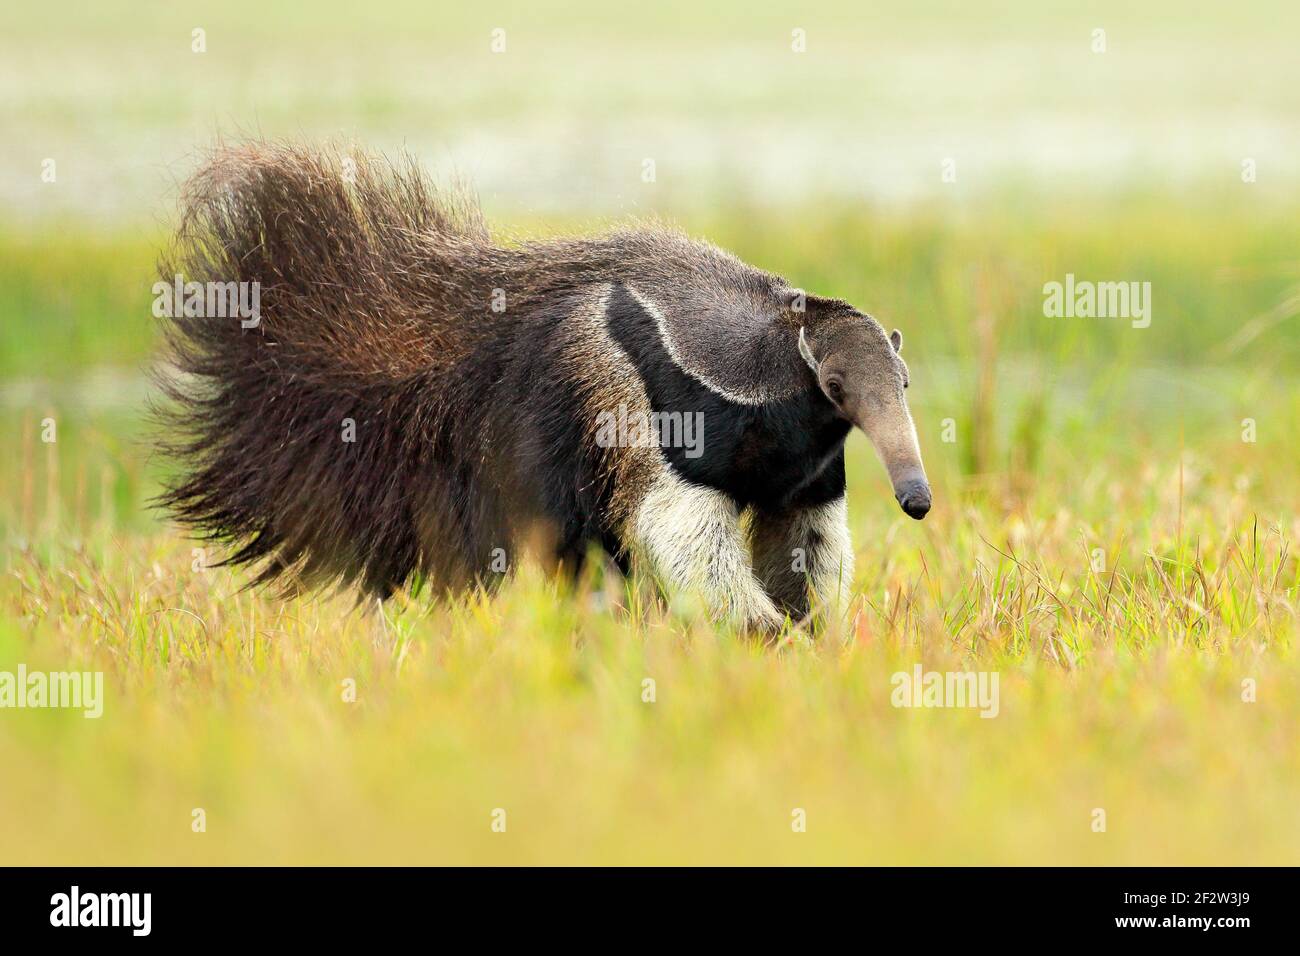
[625,284,783,406]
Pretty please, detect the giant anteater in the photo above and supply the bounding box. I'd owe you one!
[156,143,931,629]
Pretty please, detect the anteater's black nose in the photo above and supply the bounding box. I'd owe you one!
[896,480,932,520]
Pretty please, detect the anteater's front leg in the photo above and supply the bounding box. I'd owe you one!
[631,471,785,631]
[750,497,854,619]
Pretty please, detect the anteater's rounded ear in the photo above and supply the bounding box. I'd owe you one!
[889,329,903,353]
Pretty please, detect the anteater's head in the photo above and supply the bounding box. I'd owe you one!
[796,303,931,520]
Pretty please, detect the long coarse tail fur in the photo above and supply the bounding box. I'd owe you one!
[154,142,522,598]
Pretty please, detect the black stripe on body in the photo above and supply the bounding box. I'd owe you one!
[604,283,849,511]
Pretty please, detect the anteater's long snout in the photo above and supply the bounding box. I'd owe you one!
[855,398,932,522]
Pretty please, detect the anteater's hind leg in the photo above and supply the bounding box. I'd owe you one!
[628,469,784,631]
[750,497,854,620]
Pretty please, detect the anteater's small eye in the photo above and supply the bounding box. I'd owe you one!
[826,379,844,402]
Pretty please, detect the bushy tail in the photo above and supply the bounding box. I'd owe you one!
[154,142,500,597]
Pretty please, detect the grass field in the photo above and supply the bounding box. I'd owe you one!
[2,1,1298,865]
